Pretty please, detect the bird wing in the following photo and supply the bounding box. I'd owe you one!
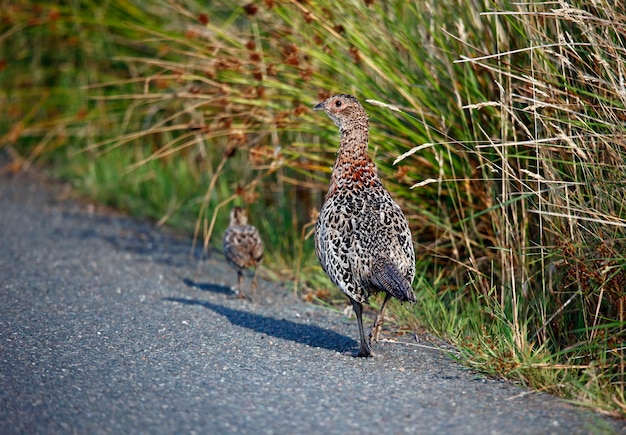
[356,190,416,282]
[369,259,416,302]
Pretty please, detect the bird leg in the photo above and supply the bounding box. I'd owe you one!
[251,267,259,298]
[351,298,372,357]
[370,293,391,344]
[236,270,246,299]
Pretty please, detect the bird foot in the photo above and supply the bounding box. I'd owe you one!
[228,291,250,301]
[352,340,375,358]
[353,349,374,358]
[369,316,385,344]
[340,350,373,358]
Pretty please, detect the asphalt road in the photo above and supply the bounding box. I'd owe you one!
[1,167,624,434]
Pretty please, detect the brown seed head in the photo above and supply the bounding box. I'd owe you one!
[198,13,209,25]
[243,3,258,15]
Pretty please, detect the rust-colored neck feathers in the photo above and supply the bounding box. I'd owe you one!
[314,94,378,193]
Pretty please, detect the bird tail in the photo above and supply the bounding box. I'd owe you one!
[370,260,416,303]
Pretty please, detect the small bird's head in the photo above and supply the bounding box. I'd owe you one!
[314,94,367,130]
[229,206,248,226]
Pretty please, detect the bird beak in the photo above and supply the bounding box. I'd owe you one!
[313,101,326,111]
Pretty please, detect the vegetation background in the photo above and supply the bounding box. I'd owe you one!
[2,0,625,416]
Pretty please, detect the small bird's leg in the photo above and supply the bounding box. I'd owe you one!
[351,298,372,357]
[370,293,392,344]
[237,270,246,299]
[251,267,259,298]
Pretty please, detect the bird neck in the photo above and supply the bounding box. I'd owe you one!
[337,117,370,159]
[329,120,378,190]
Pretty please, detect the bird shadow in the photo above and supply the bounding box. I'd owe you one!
[163,297,357,353]
[182,277,235,296]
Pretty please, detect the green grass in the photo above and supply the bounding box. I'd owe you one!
[2,0,626,416]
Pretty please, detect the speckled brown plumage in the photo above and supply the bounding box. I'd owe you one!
[314,94,416,357]
[222,207,264,299]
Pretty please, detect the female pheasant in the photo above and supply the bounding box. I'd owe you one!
[314,94,416,357]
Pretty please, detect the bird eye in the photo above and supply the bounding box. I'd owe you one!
[334,100,342,108]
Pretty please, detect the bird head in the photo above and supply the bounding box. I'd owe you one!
[313,94,367,130]
[229,206,248,226]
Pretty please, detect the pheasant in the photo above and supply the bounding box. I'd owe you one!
[222,206,264,299]
[314,94,416,357]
